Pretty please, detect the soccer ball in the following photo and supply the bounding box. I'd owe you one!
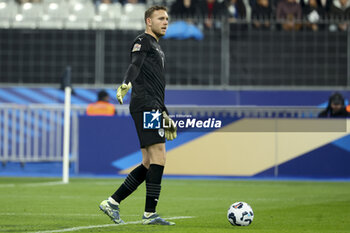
[227,202,254,226]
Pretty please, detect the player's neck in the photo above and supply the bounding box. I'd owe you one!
[145,30,159,42]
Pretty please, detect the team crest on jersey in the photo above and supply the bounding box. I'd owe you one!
[132,43,141,52]
[158,128,165,137]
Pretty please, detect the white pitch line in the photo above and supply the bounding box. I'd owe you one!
[0,181,65,188]
[0,213,139,217]
[0,213,101,217]
[22,181,65,187]
[32,216,195,233]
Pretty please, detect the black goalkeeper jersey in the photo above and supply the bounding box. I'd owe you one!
[122,33,167,113]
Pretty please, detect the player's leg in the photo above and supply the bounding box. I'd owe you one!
[141,148,150,169]
[99,148,149,224]
[142,143,175,225]
[145,143,165,214]
[111,148,149,203]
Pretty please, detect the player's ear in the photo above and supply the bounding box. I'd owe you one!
[146,17,152,26]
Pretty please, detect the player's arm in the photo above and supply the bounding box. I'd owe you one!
[117,39,149,104]
[116,52,147,104]
[123,52,147,85]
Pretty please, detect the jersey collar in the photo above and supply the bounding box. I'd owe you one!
[144,32,158,42]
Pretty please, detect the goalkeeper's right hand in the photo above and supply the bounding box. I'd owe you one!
[116,82,132,105]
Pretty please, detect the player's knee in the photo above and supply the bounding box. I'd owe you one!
[142,159,150,169]
[147,143,166,166]
[152,155,166,166]
[141,149,150,169]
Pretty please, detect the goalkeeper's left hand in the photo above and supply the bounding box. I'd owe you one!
[116,82,132,105]
[162,111,177,141]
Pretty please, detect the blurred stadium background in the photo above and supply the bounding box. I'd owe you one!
[0,0,350,180]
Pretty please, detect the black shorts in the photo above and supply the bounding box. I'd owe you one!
[131,111,165,148]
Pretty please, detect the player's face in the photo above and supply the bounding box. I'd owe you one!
[149,10,169,37]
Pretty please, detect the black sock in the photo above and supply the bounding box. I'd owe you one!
[111,164,148,203]
[145,164,164,213]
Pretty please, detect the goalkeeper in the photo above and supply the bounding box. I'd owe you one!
[99,6,177,226]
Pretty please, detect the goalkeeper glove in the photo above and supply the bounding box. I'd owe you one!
[165,130,175,141]
[116,82,132,105]
[162,111,177,141]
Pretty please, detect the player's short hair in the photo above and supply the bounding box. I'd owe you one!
[144,5,167,24]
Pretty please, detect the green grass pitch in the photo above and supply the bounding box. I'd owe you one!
[0,177,350,233]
